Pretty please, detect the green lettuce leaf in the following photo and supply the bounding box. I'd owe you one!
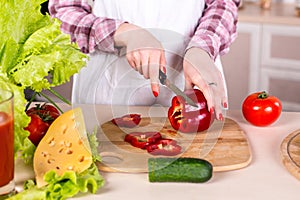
[0,1,103,198]
[88,128,102,163]
[11,18,87,92]
[0,0,87,163]
[8,129,105,200]
[7,163,104,200]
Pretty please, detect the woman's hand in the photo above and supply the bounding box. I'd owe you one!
[183,47,228,120]
[114,23,166,97]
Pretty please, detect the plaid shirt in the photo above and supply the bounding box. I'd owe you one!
[49,0,239,60]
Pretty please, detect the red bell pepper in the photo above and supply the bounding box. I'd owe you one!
[168,89,213,133]
[111,114,141,128]
[146,139,182,156]
[124,132,162,149]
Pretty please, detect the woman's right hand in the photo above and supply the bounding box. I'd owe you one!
[114,23,166,97]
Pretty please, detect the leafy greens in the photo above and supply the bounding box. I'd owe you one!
[0,0,87,163]
[0,1,106,199]
[7,131,105,200]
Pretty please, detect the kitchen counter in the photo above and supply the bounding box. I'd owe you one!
[239,2,300,26]
[14,104,300,200]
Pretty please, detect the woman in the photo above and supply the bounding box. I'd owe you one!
[48,0,240,120]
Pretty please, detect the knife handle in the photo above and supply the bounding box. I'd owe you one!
[159,69,167,85]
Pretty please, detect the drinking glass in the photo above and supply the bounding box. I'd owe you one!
[0,88,15,199]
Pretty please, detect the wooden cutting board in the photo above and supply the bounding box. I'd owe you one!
[280,129,300,180]
[97,117,252,173]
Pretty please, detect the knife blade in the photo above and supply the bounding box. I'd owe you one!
[159,69,198,107]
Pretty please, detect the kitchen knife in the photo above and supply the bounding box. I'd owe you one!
[159,69,198,107]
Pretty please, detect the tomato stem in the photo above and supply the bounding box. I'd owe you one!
[39,92,64,114]
[258,91,268,99]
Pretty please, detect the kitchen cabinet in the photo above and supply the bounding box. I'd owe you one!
[222,22,262,110]
[222,2,300,111]
[261,24,300,111]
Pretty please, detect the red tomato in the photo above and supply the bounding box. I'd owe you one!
[26,103,60,125]
[24,114,50,146]
[25,103,60,146]
[242,91,282,126]
[40,104,60,116]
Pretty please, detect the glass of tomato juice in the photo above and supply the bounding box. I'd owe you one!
[0,88,15,198]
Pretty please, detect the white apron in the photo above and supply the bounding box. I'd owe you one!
[72,0,226,107]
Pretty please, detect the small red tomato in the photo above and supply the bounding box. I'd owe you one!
[242,91,282,127]
[24,114,50,146]
[40,104,60,118]
[26,103,60,124]
[25,103,60,146]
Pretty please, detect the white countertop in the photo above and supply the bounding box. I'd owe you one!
[15,104,300,200]
[239,2,300,26]
[238,2,300,25]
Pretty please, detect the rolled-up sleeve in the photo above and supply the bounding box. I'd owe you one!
[48,0,125,54]
[187,0,240,60]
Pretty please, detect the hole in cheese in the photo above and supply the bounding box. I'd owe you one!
[42,151,49,157]
[47,137,55,146]
[78,155,85,163]
[47,158,55,164]
[62,125,68,134]
[66,149,73,155]
[64,141,72,148]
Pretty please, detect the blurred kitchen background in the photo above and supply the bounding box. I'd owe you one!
[35,0,300,112]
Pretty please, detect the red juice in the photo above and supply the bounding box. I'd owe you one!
[0,112,14,187]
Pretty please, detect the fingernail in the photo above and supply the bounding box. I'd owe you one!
[163,66,167,73]
[223,102,228,108]
[219,113,224,121]
[152,84,159,97]
[210,107,215,115]
[223,102,228,109]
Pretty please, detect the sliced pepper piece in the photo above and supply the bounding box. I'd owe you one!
[146,139,182,156]
[168,89,214,133]
[111,114,141,128]
[124,132,162,149]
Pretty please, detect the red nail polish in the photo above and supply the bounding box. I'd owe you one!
[153,91,158,97]
[163,66,167,73]
[210,107,214,115]
[223,102,228,109]
[219,113,224,121]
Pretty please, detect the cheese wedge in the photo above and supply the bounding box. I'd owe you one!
[34,107,93,187]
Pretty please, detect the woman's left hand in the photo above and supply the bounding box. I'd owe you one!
[183,47,227,120]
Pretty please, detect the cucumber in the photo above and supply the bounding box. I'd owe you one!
[148,157,213,183]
